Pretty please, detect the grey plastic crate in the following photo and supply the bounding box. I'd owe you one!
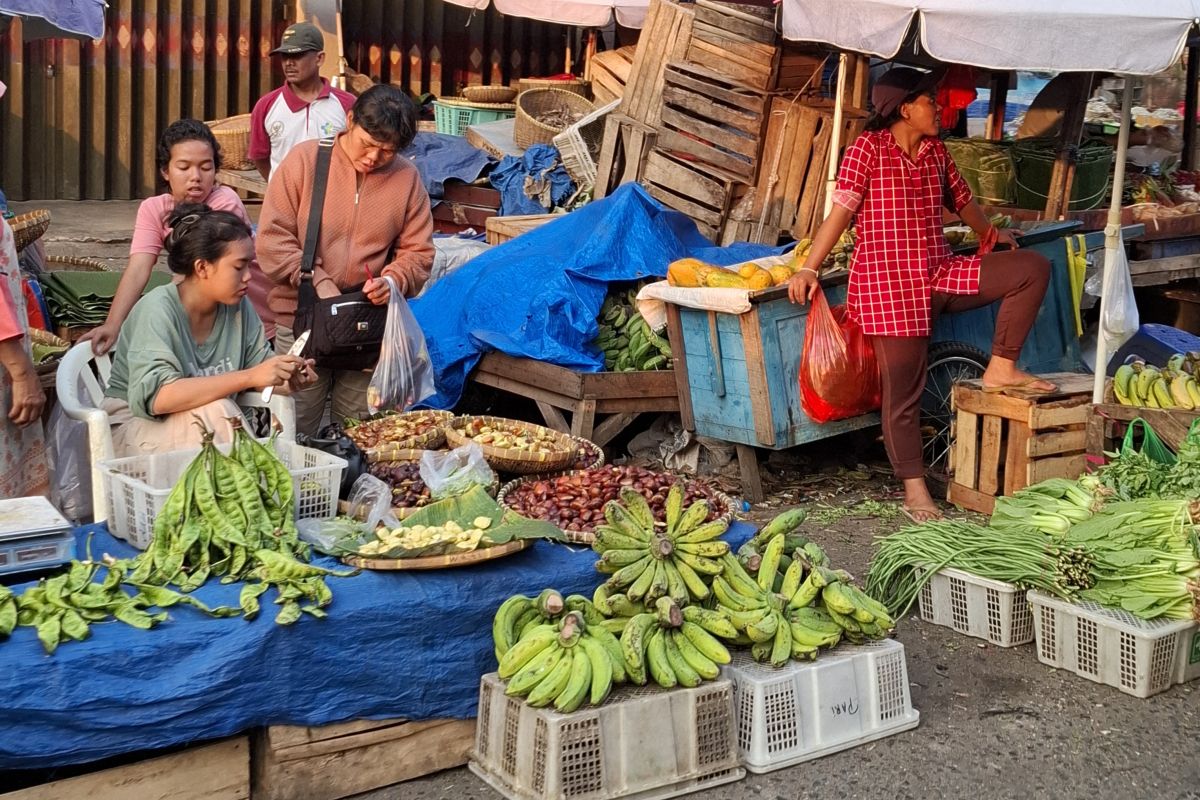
[470,673,744,800]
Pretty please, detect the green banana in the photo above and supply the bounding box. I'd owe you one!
[662,560,691,605]
[769,615,793,667]
[779,558,805,599]
[498,625,557,678]
[554,646,592,712]
[565,595,605,625]
[492,594,533,658]
[664,483,684,538]
[672,557,711,601]
[788,571,821,610]
[674,549,723,576]
[506,645,565,697]
[674,501,711,537]
[745,609,780,643]
[586,623,627,684]
[788,606,841,634]
[720,554,763,597]
[675,520,727,545]
[680,619,732,664]
[624,557,656,601]
[592,584,613,616]
[604,502,652,542]
[711,576,758,612]
[606,593,645,618]
[593,526,647,552]
[788,620,839,648]
[620,613,656,685]
[672,629,719,679]
[578,635,614,705]
[641,354,668,370]
[619,487,656,531]
[791,641,819,660]
[645,628,677,688]
[756,534,786,592]
[821,582,859,617]
[676,540,730,558]
[682,606,738,640]
[826,605,862,634]
[606,554,654,589]
[750,640,772,663]
[663,629,702,687]
[748,508,807,550]
[599,549,650,570]
[526,653,574,707]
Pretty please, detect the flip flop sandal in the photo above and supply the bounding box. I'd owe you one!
[981,378,1059,395]
[900,505,944,524]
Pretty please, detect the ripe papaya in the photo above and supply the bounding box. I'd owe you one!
[667,258,712,288]
[768,265,793,286]
[704,269,750,289]
[745,268,773,290]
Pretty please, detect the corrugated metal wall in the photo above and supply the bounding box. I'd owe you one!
[0,0,569,200]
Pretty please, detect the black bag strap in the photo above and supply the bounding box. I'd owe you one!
[297,138,335,313]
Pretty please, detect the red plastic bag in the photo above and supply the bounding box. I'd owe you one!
[799,287,881,423]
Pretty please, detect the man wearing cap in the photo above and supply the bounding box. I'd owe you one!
[248,22,356,181]
[787,65,1055,523]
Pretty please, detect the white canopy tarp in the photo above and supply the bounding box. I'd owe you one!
[441,0,647,29]
[780,0,1199,76]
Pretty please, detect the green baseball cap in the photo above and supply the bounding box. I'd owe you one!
[270,22,324,56]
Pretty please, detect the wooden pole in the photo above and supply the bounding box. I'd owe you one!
[1043,72,1092,220]
[1184,45,1198,171]
[985,72,1008,141]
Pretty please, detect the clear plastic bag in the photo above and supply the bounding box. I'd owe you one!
[799,287,881,423]
[366,275,436,414]
[1095,234,1140,357]
[45,398,92,523]
[345,472,402,531]
[419,443,495,500]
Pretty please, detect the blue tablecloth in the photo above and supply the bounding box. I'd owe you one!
[0,520,755,769]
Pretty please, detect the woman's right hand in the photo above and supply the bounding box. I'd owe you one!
[787,269,820,305]
[80,321,120,356]
[249,355,307,390]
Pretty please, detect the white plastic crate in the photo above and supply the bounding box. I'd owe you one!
[721,639,920,774]
[1028,590,1200,698]
[917,566,1034,647]
[552,100,619,188]
[470,673,744,800]
[98,441,345,549]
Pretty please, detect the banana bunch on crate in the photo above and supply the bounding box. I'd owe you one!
[1113,353,1200,410]
[618,596,735,688]
[812,228,856,272]
[595,286,671,372]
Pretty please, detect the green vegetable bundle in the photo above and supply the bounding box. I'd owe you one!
[990,478,1099,535]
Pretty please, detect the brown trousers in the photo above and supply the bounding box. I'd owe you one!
[869,249,1051,480]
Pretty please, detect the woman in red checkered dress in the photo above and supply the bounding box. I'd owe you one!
[788,67,1055,523]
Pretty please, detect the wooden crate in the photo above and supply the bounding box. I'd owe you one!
[594,112,658,199]
[947,373,1095,515]
[620,0,695,127]
[685,0,827,93]
[656,61,771,183]
[252,718,474,800]
[432,182,501,236]
[639,148,744,242]
[471,352,679,446]
[1,737,249,800]
[1085,401,1198,462]
[664,280,880,501]
[589,45,636,106]
[485,214,557,245]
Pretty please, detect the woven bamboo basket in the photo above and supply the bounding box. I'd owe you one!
[496,471,737,544]
[205,114,253,170]
[518,77,589,97]
[344,409,454,461]
[567,436,605,471]
[45,255,113,272]
[445,415,577,475]
[366,448,501,520]
[514,89,595,150]
[31,328,71,378]
[9,210,51,252]
[463,84,518,104]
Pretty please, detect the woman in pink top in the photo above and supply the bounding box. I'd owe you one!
[82,119,276,355]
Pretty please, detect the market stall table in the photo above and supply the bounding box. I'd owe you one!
[0,521,753,770]
[471,352,679,446]
[217,168,267,198]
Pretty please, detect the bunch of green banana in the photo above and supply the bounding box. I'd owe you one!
[1113,355,1200,410]
[593,485,729,606]
[591,584,648,636]
[595,286,672,372]
[819,228,857,272]
[736,508,812,576]
[498,611,627,712]
[714,546,893,666]
[620,597,735,688]
[491,588,570,663]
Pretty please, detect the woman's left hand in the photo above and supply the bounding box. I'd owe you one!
[364,276,391,305]
[288,359,318,391]
[995,228,1022,250]
[9,368,46,427]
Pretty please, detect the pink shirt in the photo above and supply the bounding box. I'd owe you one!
[130,186,276,339]
[1,219,25,342]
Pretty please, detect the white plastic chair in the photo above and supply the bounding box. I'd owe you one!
[55,340,297,523]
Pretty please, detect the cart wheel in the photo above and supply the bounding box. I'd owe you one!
[922,342,988,483]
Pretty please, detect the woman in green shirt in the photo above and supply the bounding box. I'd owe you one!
[103,204,315,455]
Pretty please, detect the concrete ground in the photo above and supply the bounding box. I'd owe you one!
[377,464,1200,800]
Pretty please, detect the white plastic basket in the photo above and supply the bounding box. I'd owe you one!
[917,566,1034,647]
[470,673,744,800]
[98,441,346,550]
[1028,590,1200,698]
[552,99,619,189]
[720,639,920,774]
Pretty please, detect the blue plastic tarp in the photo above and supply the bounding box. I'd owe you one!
[0,0,106,39]
[402,132,495,203]
[0,521,754,768]
[489,144,575,215]
[410,183,784,409]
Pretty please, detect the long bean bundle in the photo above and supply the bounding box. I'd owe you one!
[866,520,1094,617]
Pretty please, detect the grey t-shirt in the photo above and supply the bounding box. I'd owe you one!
[106,283,270,419]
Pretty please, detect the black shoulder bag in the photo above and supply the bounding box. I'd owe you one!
[293,139,388,371]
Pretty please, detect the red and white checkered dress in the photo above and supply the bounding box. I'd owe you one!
[832,130,981,337]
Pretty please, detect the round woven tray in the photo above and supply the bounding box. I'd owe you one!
[9,210,51,253]
[496,471,737,544]
[343,538,530,570]
[45,255,112,272]
[445,415,577,475]
[345,409,454,461]
[437,96,516,111]
[567,436,605,472]
[514,88,595,149]
[205,114,253,170]
[462,85,518,104]
[367,448,502,519]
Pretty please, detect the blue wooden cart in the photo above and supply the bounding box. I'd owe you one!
[664,221,1088,500]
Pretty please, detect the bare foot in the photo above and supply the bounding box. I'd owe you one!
[901,477,943,523]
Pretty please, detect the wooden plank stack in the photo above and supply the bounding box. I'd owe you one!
[594,0,870,244]
[588,45,637,106]
[947,374,1094,515]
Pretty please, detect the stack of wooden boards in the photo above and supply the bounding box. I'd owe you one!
[595,0,869,245]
